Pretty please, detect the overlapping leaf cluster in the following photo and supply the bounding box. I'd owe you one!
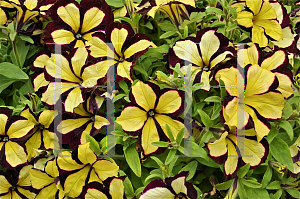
[0,0,300,198]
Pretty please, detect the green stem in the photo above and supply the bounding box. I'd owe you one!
[12,39,21,69]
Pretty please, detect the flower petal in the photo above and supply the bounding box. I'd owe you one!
[85,188,108,199]
[207,131,228,157]
[115,106,147,132]
[171,176,188,195]
[71,47,88,78]
[275,73,293,98]
[51,29,75,45]
[254,19,283,41]
[155,114,184,140]
[30,169,54,189]
[5,141,27,167]
[93,160,119,181]
[57,3,80,33]
[155,90,182,115]
[140,187,174,199]
[246,0,262,16]
[224,139,238,176]
[252,25,268,47]
[131,81,157,111]
[7,119,34,139]
[64,87,84,113]
[254,1,277,20]
[77,142,97,165]
[81,7,105,33]
[0,176,11,195]
[236,11,254,28]
[116,60,133,82]
[141,117,160,155]
[173,40,203,67]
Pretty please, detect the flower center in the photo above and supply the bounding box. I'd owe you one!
[76,34,82,39]
[9,186,16,191]
[119,58,124,63]
[2,136,9,142]
[148,110,155,117]
[203,67,209,71]
[175,193,188,199]
[91,116,95,122]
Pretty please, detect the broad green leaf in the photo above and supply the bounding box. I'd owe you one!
[85,134,101,155]
[150,156,164,167]
[118,80,129,93]
[270,137,294,171]
[237,163,250,178]
[176,128,184,144]
[0,62,28,79]
[124,144,141,177]
[261,166,272,188]
[238,179,247,199]
[15,39,30,67]
[278,121,293,141]
[192,142,209,161]
[179,161,198,180]
[219,78,227,100]
[105,0,124,7]
[0,75,17,93]
[241,179,262,188]
[245,188,269,199]
[215,179,234,190]
[197,109,213,128]
[266,181,281,189]
[165,124,175,142]
[206,7,225,17]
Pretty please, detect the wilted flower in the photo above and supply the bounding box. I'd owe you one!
[116,81,184,155]
[140,171,197,199]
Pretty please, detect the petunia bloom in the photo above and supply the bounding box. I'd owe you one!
[0,1,14,26]
[215,64,284,141]
[57,102,110,149]
[207,128,268,177]
[116,81,184,156]
[140,171,197,199]
[30,158,66,199]
[20,106,58,162]
[0,107,34,169]
[169,28,234,91]
[0,165,36,198]
[56,142,119,198]
[81,177,126,199]
[44,0,113,50]
[289,136,300,178]
[40,47,107,113]
[88,22,156,82]
[237,44,293,98]
[137,0,195,27]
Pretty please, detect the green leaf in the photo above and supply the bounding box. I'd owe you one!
[124,144,141,177]
[0,62,28,80]
[266,181,281,190]
[19,35,34,44]
[197,109,213,128]
[261,166,272,189]
[273,189,282,199]
[15,39,30,67]
[206,7,225,17]
[150,156,164,167]
[238,179,247,199]
[245,188,270,199]
[119,170,134,196]
[215,179,234,190]
[165,149,177,165]
[176,128,184,144]
[241,179,262,188]
[160,31,178,39]
[105,0,124,7]
[219,78,227,100]
[151,141,169,148]
[204,96,221,103]
[0,75,17,93]
[192,142,209,161]
[278,121,293,141]
[179,161,198,180]
[199,130,212,146]
[270,137,294,171]
[118,80,129,93]
[85,134,101,155]
[237,163,250,178]
[165,124,175,142]
[284,189,300,198]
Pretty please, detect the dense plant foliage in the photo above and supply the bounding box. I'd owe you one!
[0,0,300,198]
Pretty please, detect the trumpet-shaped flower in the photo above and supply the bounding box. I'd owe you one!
[116,81,184,155]
[0,107,34,169]
[20,106,57,162]
[140,171,197,199]
[215,65,284,141]
[237,44,293,98]
[88,22,156,82]
[57,102,110,149]
[40,47,107,113]
[236,0,284,47]
[137,0,195,27]
[44,0,113,50]
[56,142,119,198]
[207,128,268,176]
[81,177,126,199]
[30,158,66,199]
[169,28,234,91]
[0,165,36,198]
